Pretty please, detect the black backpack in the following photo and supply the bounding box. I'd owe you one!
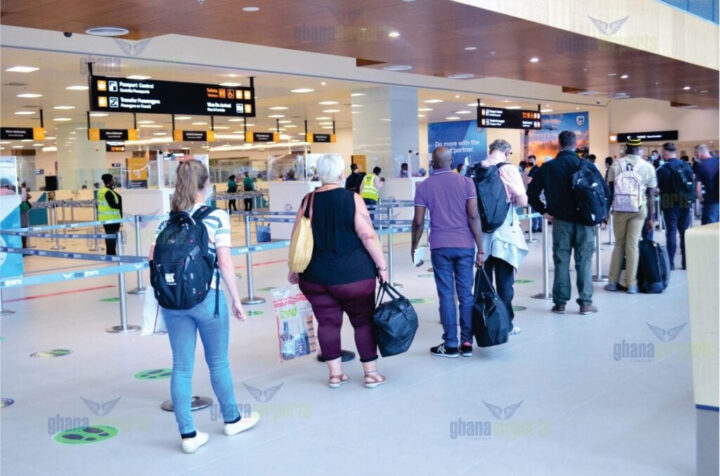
[150,206,219,314]
[667,162,695,208]
[571,162,609,226]
[469,162,510,233]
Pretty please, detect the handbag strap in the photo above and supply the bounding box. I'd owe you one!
[474,266,494,295]
[302,191,316,221]
[375,281,387,306]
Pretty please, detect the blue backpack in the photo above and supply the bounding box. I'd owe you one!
[150,206,219,315]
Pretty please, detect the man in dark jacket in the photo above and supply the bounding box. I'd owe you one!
[344,163,364,194]
[528,131,610,315]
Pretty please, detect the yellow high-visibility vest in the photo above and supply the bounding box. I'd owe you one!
[97,187,121,221]
[360,173,379,201]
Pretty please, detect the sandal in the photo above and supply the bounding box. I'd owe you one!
[363,371,387,389]
[328,374,349,389]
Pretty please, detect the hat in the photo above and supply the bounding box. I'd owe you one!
[626,137,642,147]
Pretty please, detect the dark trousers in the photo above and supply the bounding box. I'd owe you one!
[227,199,237,212]
[552,219,595,306]
[244,198,253,212]
[299,278,377,362]
[702,202,719,225]
[363,198,377,221]
[484,256,515,322]
[663,207,691,270]
[103,223,121,256]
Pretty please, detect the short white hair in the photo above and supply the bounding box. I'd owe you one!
[316,154,345,184]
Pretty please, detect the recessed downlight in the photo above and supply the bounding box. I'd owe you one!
[541,109,553,113]
[388,31,400,38]
[529,57,539,63]
[447,73,474,80]
[620,74,629,79]
[53,105,75,110]
[506,106,522,110]
[6,66,38,73]
[418,107,433,112]
[127,75,151,80]
[14,111,35,115]
[269,106,288,110]
[318,100,339,105]
[683,85,692,90]
[323,109,340,113]
[351,92,366,97]
[268,114,285,118]
[455,110,472,114]
[445,116,460,120]
[316,116,331,120]
[17,93,42,98]
[192,122,208,126]
[382,64,412,71]
[464,46,477,51]
[219,82,241,87]
[53,117,72,122]
[137,120,155,124]
[175,116,192,120]
[291,88,315,93]
[66,85,89,91]
[85,26,130,37]
[242,6,260,12]
[424,99,443,104]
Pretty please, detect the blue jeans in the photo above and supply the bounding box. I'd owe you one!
[663,207,691,269]
[430,248,475,347]
[552,219,595,306]
[162,291,240,435]
[702,202,719,225]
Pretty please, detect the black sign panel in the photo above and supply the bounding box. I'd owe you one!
[477,107,542,130]
[90,75,255,117]
[616,130,678,142]
[1,128,33,140]
[181,130,208,142]
[253,132,275,142]
[312,134,333,143]
[100,129,129,141]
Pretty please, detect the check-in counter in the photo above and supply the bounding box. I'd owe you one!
[268,181,320,240]
[685,222,719,476]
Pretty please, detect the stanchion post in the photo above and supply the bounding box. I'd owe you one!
[0,288,16,316]
[70,202,75,223]
[241,213,265,305]
[526,212,537,243]
[90,204,103,252]
[532,217,552,300]
[604,213,615,245]
[592,225,608,282]
[51,203,65,250]
[106,233,140,333]
[128,215,146,294]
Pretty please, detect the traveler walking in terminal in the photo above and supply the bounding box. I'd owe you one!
[411,147,484,357]
[694,144,719,224]
[345,163,364,193]
[656,142,694,270]
[480,140,529,335]
[226,174,238,213]
[97,173,122,256]
[151,160,258,454]
[400,162,409,177]
[604,137,658,294]
[524,155,542,233]
[360,166,384,219]
[242,171,255,212]
[528,131,608,315]
[288,154,388,389]
[604,157,614,182]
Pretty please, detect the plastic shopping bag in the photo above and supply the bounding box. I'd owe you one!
[141,291,167,336]
[272,285,317,362]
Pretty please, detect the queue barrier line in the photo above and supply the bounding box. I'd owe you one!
[0,231,115,239]
[0,246,146,263]
[0,262,147,289]
[2,217,133,233]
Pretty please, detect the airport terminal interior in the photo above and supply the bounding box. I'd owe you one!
[0,1,718,475]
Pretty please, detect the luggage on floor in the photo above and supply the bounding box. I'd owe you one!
[373,283,418,357]
[637,239,670,293]
[472,267,512,347]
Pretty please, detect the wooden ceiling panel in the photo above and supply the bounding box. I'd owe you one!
[0,0,716,107]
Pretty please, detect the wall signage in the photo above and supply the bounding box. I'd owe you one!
[616,130,679,142]
[477,107,542,130]
[1,127,45,140]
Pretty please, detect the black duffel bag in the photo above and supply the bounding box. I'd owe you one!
[373,282,418,357]
[472,267,512,347]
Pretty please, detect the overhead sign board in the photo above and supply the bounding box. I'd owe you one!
[90,76,255,117]
[1,127,46,140]
[245,131,279,143]
[306,133,336,143]
[616,130,678,142]
[173,130,216,142]
[88,128,138,141]
[477,107,542,130]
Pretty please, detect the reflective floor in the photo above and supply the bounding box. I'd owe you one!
[1,219,697,476]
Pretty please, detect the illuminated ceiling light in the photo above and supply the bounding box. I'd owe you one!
[388,31,400,38]
[620,74,629,79]
[455,110,472,114]
[291,88,315,93]
[45,136,56,140]
[227,118,245,122]
[418,107,433,111]
[140,124,162,128]
[316,116,331,120]
[191,122,208,125]
[445,116,460,120]
[219,82,241,87]
[683,85,692,90]
[285,124,297,128]
[268,114,285,118]
[137,120,155,124]
[319,100,339,105]
[6,66,39,73]
[464,46,477,51]
[608,73,617,76]
[12,145,24,149]
[278,120,292,124]
[33,143,44,147]
[382,64,412,71]
[127,75,151,80]
[506,106,522,109]
[242,6,260,12]
[213,126,230,130]
[321,126,334,129]
[447,73,474,80]
[529,57,539,63]
[53,105,76,110]
[323,109,340,113]
[21,139,33,142]
[418,114,425,118]
[66,85,89,91]
[85,26,130,36]
[269,106,288,110]
[351,104,363,108]
[351,92,366,97]
[424,99,443,104]
[17,93,42,98]
[541,109,553,113]
[53,117,72,122]
[14,111,35,115]
[153,132,168,136]
[351,111,360,114]
[321,81,327,86]
[175,116,192,120]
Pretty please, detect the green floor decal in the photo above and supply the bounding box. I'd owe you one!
[134,368,172,380]
[515,279,534,284]
[409,298,435,305]
[53,426,118,445]
[257,287,274,292]
[1,398,14,408]
[30,349,72,358]
[513,306,528,312]
[100,297,120,302]
[417,273,434,278]
[247,310,264,316]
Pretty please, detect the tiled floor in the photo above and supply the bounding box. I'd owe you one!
[0,220,700,475]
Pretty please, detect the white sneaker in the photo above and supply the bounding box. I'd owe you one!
[224,412,260,436]
[509,326,522,336]
[181,431,209,454]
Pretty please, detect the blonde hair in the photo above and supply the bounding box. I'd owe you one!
[172,160,208,212]
[316,154,345,184]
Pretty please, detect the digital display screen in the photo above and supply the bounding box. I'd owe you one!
[478,107,542,130]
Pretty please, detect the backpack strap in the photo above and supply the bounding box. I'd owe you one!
[191,205,221,317]
[191,205,216,222]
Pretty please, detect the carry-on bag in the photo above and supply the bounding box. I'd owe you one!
[637,239,670,293]
[472,267,512,347]
[373,282,419,357]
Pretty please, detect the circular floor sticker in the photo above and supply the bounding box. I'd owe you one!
[0,336,5,342]
[247,310,264,316]
[1,398,14,408]
[417,273,434,278]
[258,287,274,292]
[53,426,118,445]
[513,305,528,312]
[134,368,172,380]
[427,268,434,273]
[100,297,120,302]
[515,279,534,284]
[30,349,72,358]
[409,298,436,305]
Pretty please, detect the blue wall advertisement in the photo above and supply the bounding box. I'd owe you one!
[428,120,488,169]
[527,112,589,162]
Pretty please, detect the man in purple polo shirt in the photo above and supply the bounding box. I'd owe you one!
[411,147,484,358]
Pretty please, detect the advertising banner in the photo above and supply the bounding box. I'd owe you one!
[428,120,488,169]
[526,112,589,163]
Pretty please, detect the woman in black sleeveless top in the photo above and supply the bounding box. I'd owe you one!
[288,155,388,389]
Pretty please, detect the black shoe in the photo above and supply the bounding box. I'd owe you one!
[459,342,473,357]
[317,350,356,363]
[430,343,459,358]
[551,304,566,314]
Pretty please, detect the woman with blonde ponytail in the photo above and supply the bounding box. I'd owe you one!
[150,159,259,454]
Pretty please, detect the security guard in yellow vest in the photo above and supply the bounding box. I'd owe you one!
[360,166,383,220]
[97,173,123,255]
